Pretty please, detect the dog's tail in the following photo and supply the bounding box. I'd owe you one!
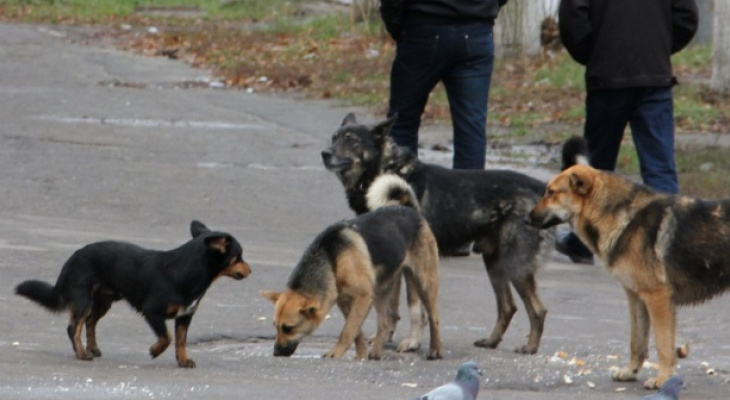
[561,136,590,170]
[15,280,65,312]
[366,174,420,210]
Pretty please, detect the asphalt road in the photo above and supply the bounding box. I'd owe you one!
[0,23,728,400]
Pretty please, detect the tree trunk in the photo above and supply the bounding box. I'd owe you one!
[712,0,730,93]
[692,0,714,44]
[495,0,556,57]
[351,0,378,22]
[349,0,381,35]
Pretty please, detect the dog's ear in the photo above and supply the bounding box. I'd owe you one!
[341,113,357,126]
[190,220,210,238]
[205,235,229,253]
[260,290,281,304]
[385,144,416,172]
[299,304,319,319]
[372,113,398,146]
[568,168,594,196]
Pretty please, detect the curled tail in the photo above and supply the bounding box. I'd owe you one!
[366,174,420,210]
[561,136,590,170]
[15,280,65,312]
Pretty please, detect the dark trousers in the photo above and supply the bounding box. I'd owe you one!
[387,22,495,170]
[584,86,678,194]
[563,86,679,259]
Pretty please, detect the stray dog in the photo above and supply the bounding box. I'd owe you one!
[15,220,251,368]
[529,137,730,389]
[260,174,442,360]
[322,113,555,354]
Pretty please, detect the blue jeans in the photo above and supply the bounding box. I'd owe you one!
[387,22,495,170]
[562,87,678,261]
[584,87,678,194]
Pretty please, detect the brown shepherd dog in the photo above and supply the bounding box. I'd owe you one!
[261,174,442,360]
[529,138,730,389]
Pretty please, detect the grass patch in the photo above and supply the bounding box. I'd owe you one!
[210,0,299,21]
[672,43,713,69]
[265,12,349,39]
[675,86,723,130]
[534,55,585,90]
[615,144,640,174]
[676,146,730,198]
[612,142,730,199]
[0,0,319,22]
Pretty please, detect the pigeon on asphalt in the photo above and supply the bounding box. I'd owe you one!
[642,376,683,400]
[414,361,482,400]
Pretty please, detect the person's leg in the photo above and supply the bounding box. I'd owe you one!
[584,88,635,171]
[387,25,449,155]
[558,89,634,264]
[629,87,678,194]
[442,23,494,170]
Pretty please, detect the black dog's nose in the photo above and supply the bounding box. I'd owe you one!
[273,343,297,357]
[321,149,332,163]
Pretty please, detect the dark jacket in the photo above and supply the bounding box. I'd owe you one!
[380,0,508,40]
[558,0,698,91]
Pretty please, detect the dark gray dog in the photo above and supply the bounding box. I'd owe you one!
[322,113,555,354]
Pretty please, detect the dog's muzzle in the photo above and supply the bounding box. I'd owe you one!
[273,342,299,357]
[527,209,563,229]
[223,261,252,280]
[321,149,352,172]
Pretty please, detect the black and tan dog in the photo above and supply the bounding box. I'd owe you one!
[321,113,555,354]
[15,220,251,368]
[529,138,730,389]
[261,174,442,360]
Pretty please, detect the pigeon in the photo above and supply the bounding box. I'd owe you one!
[642,376,683,400]
[414,361,482,400]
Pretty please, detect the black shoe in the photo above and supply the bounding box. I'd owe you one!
[556,232,594,265]
[441,242,472,257]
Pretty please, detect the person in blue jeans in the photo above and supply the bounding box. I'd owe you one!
[557,0,698,264]
[380,0,508,171]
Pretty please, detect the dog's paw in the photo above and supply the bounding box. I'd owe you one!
[322,349,344,359]
[87,346,102,358]
[178,358,197,368]
[368,350,382,360]
[514,344,538,355]
[75,351,93,361]
[149,346,166,359]
[643,376,661,390]
[611,368,639,382]
[396,337,421,353]
[643,373,672,390]
[473,337,500,349]
[426,348,442,360]
[149,339,171,359]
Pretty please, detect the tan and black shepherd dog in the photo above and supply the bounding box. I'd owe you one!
[529,138,730,389]
[261,174,442,360]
